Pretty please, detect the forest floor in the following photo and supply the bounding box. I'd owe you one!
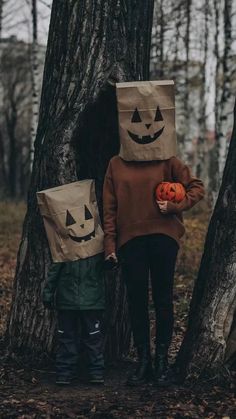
[0,201,235,419]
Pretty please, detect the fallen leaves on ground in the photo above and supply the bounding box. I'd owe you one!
[1,202,235,418]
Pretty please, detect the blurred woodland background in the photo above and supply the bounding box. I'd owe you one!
[0,1,235,417]
[0,0,235,203]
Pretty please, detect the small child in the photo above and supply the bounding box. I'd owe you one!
[42,253,105,385]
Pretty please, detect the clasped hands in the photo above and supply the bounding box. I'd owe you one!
[104,252,118,271]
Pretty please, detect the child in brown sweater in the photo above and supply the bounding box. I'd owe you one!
[103,81,204,386]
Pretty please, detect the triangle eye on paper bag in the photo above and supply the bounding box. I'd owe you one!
[116,80,177,161]
[131,108,142,123]
[66,210,76,227]
[154,106,163,122]
[85,205,93,220]
[37,179,104,262]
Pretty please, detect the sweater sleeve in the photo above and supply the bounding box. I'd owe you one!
[166,157,205,214]
[42,262,62,304]
[103,161,118,257]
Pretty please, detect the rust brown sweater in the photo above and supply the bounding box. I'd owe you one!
[103,156,204,257]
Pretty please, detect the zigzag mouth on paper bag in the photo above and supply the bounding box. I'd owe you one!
[127,126,164,144]
[69,230,95,243]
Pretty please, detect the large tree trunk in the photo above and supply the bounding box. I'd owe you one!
[176,100,236,381]
[6,0,154,361]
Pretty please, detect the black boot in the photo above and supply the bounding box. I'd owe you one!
[127,345,153,386]
[153,344,170,386]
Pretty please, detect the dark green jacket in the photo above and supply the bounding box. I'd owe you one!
[42,253,105,310]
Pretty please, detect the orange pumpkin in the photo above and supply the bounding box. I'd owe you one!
[155,182,186,203]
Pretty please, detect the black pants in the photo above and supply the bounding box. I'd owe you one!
[120,234,179,349]
[56,310,104,378]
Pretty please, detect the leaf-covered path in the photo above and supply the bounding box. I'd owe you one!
[0,358,235,418]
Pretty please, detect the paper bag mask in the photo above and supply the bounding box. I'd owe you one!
[116,80,177,161]
[37,180,104,262]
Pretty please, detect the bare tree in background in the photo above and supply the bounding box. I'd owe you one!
[0,0,49,197]
[195,0,209,189]
[208,0,235,205]
[151,1,203,167]
[0,44,32,197]
[151,0,165,78]
[1,0,235,201]
[218,0,234,175]
[0,0,3,36]
[0,0,4,189]
[30,0,39,171]
[151,0,235,203]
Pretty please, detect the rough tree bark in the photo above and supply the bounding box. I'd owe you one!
[176,100,236,381]
[6,0,154,361]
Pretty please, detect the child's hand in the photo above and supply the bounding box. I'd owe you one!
[105,253,118,263]
[156,200,168,214]
[104,253,118,271]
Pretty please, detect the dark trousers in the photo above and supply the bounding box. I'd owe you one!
[56,310,104,378]
[120,234,179,349]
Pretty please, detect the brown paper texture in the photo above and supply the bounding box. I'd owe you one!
[37,180,104,262]
[116,80,177,161]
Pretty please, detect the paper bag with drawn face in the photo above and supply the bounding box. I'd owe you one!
[37,180,104,262]
[116,80,177,161]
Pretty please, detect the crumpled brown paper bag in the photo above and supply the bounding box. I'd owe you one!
[37,180,104,262]
[116,80,177,161]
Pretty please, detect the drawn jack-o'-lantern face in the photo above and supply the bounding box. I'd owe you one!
[127,106,164,144]
[65,205,95,243]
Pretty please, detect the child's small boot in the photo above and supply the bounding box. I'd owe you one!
[127,344,153,386]
[56,312,78,385]
[88,348,104,385]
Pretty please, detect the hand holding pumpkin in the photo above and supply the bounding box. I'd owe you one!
[157,200,168,214]
[156,182,186,203]
[155,182,186,215]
